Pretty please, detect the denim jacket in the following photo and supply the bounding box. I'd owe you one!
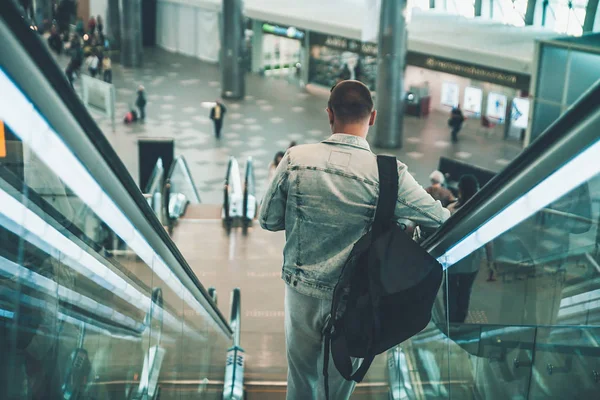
[259,134,450,300]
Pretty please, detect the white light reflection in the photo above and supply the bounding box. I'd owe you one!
[439,139,600,269]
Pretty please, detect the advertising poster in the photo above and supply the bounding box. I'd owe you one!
[463,86,482,115]
[441,82,459,108]
[511,97,530,129]
[486,92,507,122]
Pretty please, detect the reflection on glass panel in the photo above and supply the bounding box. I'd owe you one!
[432,141,600,397]
[537,45,568,103]
[529,326,600,398]
[530,101,562,143]
[566,51,600,105]
[0,68,230,399]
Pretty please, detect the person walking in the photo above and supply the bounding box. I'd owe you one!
[210,100,227,139]
[449,104,465,143]
[425,170,455,207]
[136,85,147,120]
[86,51,99,78]
[102,55,112,83]
[259,80,450,400]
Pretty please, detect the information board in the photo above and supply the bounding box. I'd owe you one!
[463,86,482,115]
[441,82,459,108]
[486,92,507,122]
[511,97,530,129]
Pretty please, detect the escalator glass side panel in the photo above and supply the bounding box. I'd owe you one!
[168,156,201,204]
[434,130,600,397]
[0,9,230,400]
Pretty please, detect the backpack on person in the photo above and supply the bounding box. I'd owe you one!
[322,155,444,398]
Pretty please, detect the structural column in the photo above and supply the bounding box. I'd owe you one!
[583,0,599,32]
[120,0,143,68]
[221,0,245,99]
[524,0,537,25]
[107,0,121,46]
[374,0,407,149]
[474,0,483,17]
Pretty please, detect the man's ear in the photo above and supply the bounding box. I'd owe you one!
[369,110,377,126]
[326,108,335,125]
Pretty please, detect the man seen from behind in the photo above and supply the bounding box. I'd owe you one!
[259,80,450,400]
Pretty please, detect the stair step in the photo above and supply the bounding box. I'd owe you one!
[182,204,222,220]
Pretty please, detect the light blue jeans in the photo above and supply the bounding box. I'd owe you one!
[284,285,359,400]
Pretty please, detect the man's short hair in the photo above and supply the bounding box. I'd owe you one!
[328,80,374,123]
[429,170,445,185]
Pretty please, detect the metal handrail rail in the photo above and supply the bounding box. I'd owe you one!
[145,158,165,195]
[242,157,256,221]
[223,157,234,221]
[0,1,232,336]
[230,288,241,348]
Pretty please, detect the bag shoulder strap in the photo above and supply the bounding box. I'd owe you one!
[374,156,399,235]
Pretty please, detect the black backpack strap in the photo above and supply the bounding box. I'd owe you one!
[323,156,399,400]
[374,156,399,236]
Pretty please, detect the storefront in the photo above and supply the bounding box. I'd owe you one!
[404,53,531,140]
[306,32,531,141]
[308,32,378,90]
[250,21,306,81]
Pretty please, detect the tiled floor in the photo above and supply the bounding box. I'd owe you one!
[61,48,523,205]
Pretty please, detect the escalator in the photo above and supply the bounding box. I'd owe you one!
[383,79,600,399]
[0,3,243,399]
[2,1,600,399]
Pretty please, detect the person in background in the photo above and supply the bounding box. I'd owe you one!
[136,85,147,120]
[210,100,227,139]
[102,54,112,83]
[426,170,455,207]
[445,175,495,323]
[65,35,83,87]
[97,15,103,35]
[47,25,63,54]
[86,50,99,78]
[449,104,465,143]
[288,141,297,149]
[268,151,285,184]
[87,16,96,35]
[75,18,84,37]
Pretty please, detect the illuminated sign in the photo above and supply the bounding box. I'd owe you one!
[464,86,483,115]
[406,52,530,89]
[511,97,530,129]
[0,120,5,158]
[486,92,508,122]
[309,32,530,88]
[441,82,459,107]
[309,32,378,57]
[262,23,305,40]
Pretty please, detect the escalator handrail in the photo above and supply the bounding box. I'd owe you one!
[422,79,600,259]
[242,157,255,220]
[166,155,201,203]
[0,2,232,336]
[223,157,234,220]
[145,158,165,196]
